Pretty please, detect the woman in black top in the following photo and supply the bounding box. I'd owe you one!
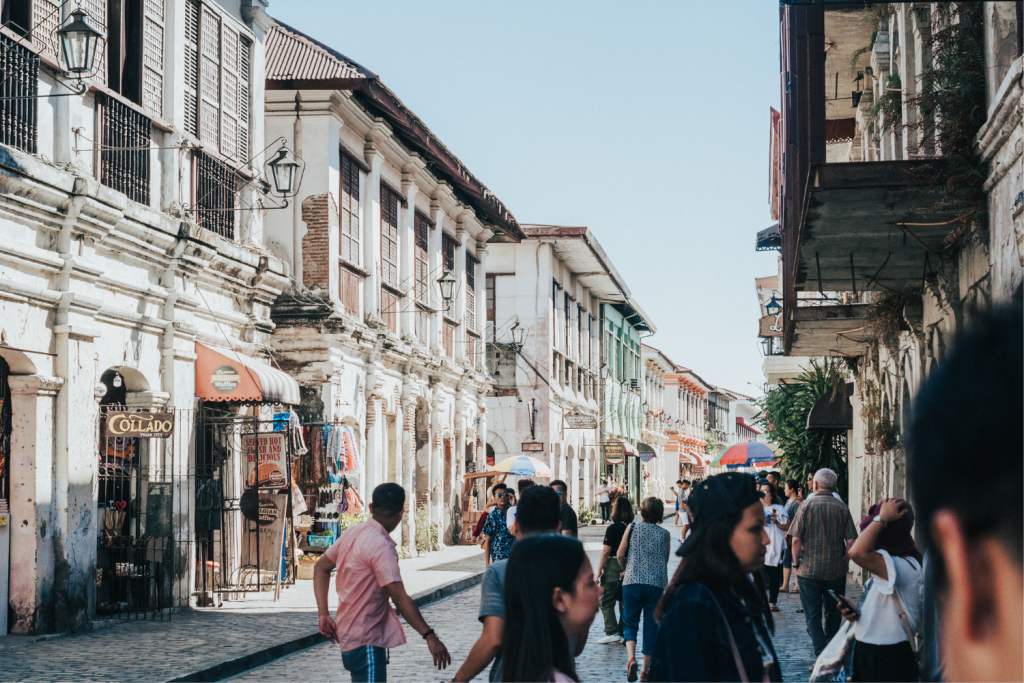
[649,472,782,682]
[595,497,634,644]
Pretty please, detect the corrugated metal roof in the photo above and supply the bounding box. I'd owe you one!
[265,21,374,83]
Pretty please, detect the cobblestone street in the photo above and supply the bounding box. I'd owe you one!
[234,523,858,682]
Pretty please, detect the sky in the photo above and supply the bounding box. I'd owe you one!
[270,0,782,396]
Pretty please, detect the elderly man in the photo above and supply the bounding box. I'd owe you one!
[788,468,858,657]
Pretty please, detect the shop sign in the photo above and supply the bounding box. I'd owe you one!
[241,493,288,572]
[603,442,625,465]
[522,442,544,452]
[211,364,241,394]
[638,442,656,463]
[563,410,598,429]
[759,311,783,337]
[104,412,175,438]
[242,432,288,489]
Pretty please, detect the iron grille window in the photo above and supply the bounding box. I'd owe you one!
[380,184,399,288]
[340,152,360,265]
[414,212,429,302]
[99,95,151,205]
[193,151,235,238]
[442,233,456,274]
[0,33,39,153]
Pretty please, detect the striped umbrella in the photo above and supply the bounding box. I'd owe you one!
[490,455,553,478]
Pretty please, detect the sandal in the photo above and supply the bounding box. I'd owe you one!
[770,604,780,612]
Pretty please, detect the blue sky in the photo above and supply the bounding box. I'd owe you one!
[269,0,782,395]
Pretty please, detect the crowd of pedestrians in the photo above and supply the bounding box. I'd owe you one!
[312,304,1021,683]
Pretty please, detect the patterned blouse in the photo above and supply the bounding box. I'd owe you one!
[622,521,670,588]
[482,506,514,561]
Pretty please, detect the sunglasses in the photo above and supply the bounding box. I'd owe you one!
[495,492,509,498]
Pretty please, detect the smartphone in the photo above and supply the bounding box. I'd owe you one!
[828,588,859,615]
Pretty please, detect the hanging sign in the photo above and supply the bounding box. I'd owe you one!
[242,432,288,489]
[638,442,657,463]
[603,442,625,465]
[521,442,544,452]
[240,493,288,573]
[104,412,175,438]
[563,410,598,429]
[211,364,241,394]
[758,311,784,337]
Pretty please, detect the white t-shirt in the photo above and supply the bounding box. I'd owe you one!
[762,504,789,566]
[506,505,516,530]
[598,486,610,504]
[855,549,924,646]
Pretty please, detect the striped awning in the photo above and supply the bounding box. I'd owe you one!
[195,343,300,405]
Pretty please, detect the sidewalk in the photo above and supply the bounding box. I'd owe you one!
[0,543,485,683]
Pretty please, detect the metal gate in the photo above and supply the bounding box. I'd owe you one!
[96,406,194,621]
[194,406,295,605]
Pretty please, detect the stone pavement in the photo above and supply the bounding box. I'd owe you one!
[233,521,861,682]
[0,542,485,682]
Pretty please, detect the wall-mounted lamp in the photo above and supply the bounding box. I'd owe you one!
[600,363,609,380]
[268,147,300,195]
[509,321,525,352]
[437,272,457,312]
[58,7,104,78]
[765,295,782,315]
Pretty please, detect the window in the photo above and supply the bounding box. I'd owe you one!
[340,152,360,266]
[443,320,454,358]
[465,332,475,364]
[414,212,429,302]
[339,266,359,318]
[465,253,477,331]
[0,33,39,153]
[184,0,251,160]
[442,232,457,274]
[380,184,399,289]
[564,296,571,357]
[104,0,165,115]
[99,94,150,204]
[193,150,235,238]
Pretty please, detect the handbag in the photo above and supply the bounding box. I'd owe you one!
[810,619,856,682]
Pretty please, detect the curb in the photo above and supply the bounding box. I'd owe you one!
[170,571,485,683]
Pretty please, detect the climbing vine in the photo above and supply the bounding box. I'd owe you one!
[874,71,903,132]
[864,290,907,355]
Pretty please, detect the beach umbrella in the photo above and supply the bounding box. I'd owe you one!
[490,455,553,478]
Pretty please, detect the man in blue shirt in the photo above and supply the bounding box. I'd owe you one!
[481,483,513,565]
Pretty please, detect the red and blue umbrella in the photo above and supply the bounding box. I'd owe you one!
[718,442,776,468]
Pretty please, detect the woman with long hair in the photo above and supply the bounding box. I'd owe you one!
[596,496,635,644]
[758,482,789,612]
[779,478,801,594]
[502,535,601,682]
[649,472,782,682]
[617,497,670,682]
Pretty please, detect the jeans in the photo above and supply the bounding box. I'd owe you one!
[342,645,389,682]
[798,575,847,656]
[600,558,625,636]
[763,564,783,604]
[600,501,611,521]
[622,583,662,656]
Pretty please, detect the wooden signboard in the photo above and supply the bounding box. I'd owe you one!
[563,410,598,429]
[759,311,784,337]
[241,493,288,573]
[603,443,625,465]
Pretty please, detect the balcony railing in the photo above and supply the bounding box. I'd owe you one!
[0,33,39,154]
[100,95,151,206]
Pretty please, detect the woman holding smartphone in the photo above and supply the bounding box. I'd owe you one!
[758,482,788,612]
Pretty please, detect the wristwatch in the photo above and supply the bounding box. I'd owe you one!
[872,515,887,527]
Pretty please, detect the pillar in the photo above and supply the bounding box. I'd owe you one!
[401,399,416,556]
[7,374,63,634]
[429,394,443,535]
[362,146,383,323]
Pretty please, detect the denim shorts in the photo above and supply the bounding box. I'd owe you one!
[782,547,793,569]
[341,645,389,682]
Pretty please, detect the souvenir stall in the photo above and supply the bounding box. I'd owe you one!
[292,420,364,578]
[193,344,302,605]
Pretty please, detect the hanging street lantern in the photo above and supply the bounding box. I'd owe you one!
[268,147,301,195]
[437,272,457,311]
[58,8,105,77]
[764,294,782,315]
[509,321,525,352]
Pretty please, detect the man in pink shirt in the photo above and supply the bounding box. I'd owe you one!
[314,483,451,682]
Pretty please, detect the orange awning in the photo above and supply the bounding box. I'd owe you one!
[195,344,300,405]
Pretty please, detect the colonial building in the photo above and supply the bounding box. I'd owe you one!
[485,225,629,510]
[663,367,710,482]
[0,0,293,634]
[640,345,675,501]
[772,2,1021,530]
[260,21,523,554]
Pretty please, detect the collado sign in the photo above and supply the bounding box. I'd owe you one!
[105,412,175,438]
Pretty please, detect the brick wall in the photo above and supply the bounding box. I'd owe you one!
[301,193,338,290]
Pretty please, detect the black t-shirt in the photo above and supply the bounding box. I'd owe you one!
[560,503,579,538]
[603,521,626,551]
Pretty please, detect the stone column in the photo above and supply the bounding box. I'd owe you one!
[475,237,490,372]
[454,222,467,364]
[429,394,443,536]
[365,396,382,490]
[401,398,417,556]
[399,170,419,341]
[429,194,447,355]
[7,374,63,634]
[362,144,384,323]
[451,421,465,546]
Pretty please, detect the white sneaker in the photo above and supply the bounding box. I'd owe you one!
[597,634,622,644]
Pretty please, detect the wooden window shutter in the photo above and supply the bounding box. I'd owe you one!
[31,0,61,62]
[339,265,359,318]
[219,25,238,159]
[141,0,165,117]
[414,212,429,302]
[183,0,199,137]
[198,5,220,146]
[380,289,397,333]
[380,185,399,288]
[465,254,476,331]
[237,35,251,160]
[442,233,456,273]
[79,0,107,84]
[340,153,360,265]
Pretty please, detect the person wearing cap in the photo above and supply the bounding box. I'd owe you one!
[647,472,781,682]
